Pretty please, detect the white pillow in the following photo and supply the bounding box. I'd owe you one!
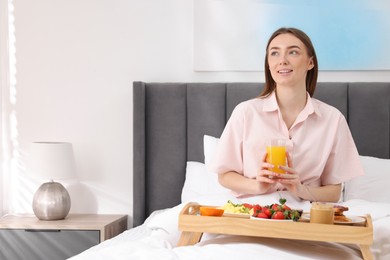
[181,135,231,203]
[181,161,229,203]
[344,156,390,203]
[203,134,219,166]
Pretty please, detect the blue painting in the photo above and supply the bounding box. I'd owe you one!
[194,0,390,71]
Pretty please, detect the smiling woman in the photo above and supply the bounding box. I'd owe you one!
[213,27,363,204]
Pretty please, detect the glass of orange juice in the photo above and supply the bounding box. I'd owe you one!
[266,139,287,174]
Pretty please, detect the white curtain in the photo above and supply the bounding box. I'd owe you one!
[0,0,16,216]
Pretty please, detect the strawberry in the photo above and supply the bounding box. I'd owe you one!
[262,207,273,218]
[243,203,253,209]
[272,211,285,220]
[253,204,262,211]
[251,204,262,216]
[256,212,269,219]
[271,203,282,211]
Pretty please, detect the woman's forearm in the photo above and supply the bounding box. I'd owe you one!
[218,171,272,195]
[218,171,342,203]
[297,183,342,202]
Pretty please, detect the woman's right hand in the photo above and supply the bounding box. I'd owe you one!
[256,153,278,192]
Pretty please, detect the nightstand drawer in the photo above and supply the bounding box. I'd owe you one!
[0,229,100,260]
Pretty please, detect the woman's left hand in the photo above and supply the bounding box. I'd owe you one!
[274,153,342,202]
[273,152,304,195]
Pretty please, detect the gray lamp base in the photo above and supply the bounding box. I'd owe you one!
[33,181,71,220]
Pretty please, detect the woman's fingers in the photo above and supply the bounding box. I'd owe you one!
[262,152,268,162]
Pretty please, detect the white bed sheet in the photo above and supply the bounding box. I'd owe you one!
[69,193,390,260]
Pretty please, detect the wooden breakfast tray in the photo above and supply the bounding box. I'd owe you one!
[177,202,373,260]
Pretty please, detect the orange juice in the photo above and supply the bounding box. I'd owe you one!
[266,145,286,174]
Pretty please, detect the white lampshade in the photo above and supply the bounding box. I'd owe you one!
[28,142,77,220]
[28,142,76,181]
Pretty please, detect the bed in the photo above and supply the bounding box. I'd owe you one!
[71,82,390,260]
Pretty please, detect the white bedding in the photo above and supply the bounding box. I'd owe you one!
[69,138,390,259]
[69,193,390,260]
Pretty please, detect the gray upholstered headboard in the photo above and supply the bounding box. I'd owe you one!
[132,81,390,227]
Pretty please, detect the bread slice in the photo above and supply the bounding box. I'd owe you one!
[333,205,348,215]
[333,205,351,222]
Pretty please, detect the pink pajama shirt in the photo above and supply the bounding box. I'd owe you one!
[210,91,364,197]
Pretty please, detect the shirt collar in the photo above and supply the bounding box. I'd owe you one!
[262,90,321,117]
[305,94,321,117]
[262,91,279,112]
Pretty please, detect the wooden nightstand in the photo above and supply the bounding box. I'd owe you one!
[0,214,127,260]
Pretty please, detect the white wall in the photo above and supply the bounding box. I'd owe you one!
[3,0,390,226]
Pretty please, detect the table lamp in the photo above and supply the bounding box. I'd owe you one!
[28,142,77,220]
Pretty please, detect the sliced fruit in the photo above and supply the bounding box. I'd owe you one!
[199,207,224,217]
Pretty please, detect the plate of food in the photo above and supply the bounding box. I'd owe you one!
[301,213,365,224]
[301,205,366,224]
[334,215,366,224]
[222,199,302,221]
[250,216,293,221]
[333,205,366,224]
